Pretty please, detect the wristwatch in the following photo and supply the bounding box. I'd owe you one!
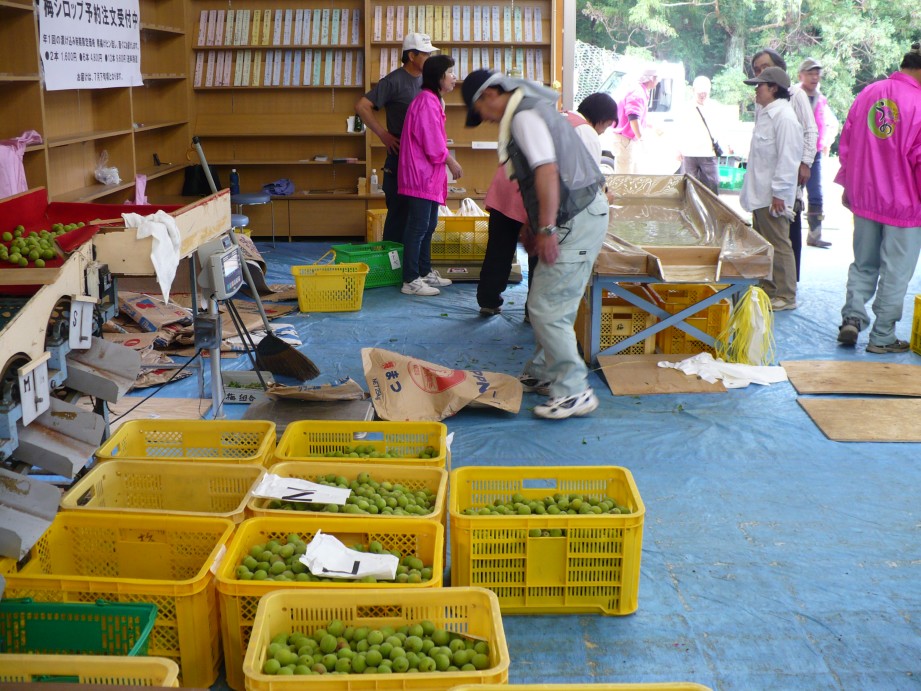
[536,225,557,236]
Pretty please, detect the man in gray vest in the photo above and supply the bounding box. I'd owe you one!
[462,69,609,420]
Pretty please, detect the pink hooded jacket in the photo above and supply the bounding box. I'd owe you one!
[398,89,448,204]
[834,71,921,228]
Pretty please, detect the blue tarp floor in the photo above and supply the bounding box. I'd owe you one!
[152,172,919,690]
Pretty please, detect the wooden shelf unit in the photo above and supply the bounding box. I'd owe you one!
[190,0,558,239]
[0,0,190,203]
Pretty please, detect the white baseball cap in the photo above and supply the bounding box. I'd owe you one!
[402,32,437,53]
[692,76,711,93]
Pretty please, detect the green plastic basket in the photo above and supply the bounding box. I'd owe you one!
[718,165,746,190]
[0,598,157,656]
[330,241,403,288]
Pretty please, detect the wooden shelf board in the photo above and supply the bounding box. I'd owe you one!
[52,181,136,203]
[137,162,187,180]
[371,40,550,47]
[196,114,364,137]
[210,160,366,166]
[24,144,44,153]
[0,0,33,11]
[47,129,133,148]
[142,74,187,81]
[134,120,188,133]
[141,23,184,35]
[193,85,361,91]
[0,74,40,82]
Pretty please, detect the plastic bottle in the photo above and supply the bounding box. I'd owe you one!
[353,114,364,132]
[369,169,379,194]
[229,168,240,195]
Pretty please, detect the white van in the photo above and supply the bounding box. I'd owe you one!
[596,58,687,174]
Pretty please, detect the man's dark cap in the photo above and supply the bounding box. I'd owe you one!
[462,69,495,127]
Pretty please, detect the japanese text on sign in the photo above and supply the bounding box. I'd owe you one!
[39,0,142,90]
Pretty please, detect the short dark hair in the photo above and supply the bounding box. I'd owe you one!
[401,50,414,65]
[774,86,792,101]
[577,93,618,127]
[901,42,921,70]
[752,48,787,71]
[422,54,455,93]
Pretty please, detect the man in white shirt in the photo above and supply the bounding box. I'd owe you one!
[678,76,721,194]
[739,67,804,312]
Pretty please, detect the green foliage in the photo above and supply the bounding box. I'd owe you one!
[578,0,920,111]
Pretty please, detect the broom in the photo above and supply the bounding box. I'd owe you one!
[191,136,320,381]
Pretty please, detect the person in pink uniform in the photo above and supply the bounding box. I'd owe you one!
[610,68,658,174]
[835,42,921,354]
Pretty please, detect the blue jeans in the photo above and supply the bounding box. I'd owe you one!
[382,152,410,244]
[841,214,921,346]
[805,152,823,209]
[402,196,439,283]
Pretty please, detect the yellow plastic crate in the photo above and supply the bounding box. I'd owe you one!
[61,460,266,524]
[291,262,368,312]
[216,516,444,691]
[3,512,235,688]
[366,208,387,242]
[247,460,448,528]
[0,654,180,686]
[575,296,657,362]
[431,215,490,261]
[242,587,509,691]
[94,419,276,466]
[273,420,448,469]
[448,684,712,690]
[652,284,730,355]
[911,294,921,356]
[450,465,645,615]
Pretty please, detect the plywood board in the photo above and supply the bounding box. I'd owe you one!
[77,397,212,433]
[798,398,921,442]
[598,354,726,395]
[782,360,921,396]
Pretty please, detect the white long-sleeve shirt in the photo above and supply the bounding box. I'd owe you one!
[756,90,817,166]
[740,98,803,213]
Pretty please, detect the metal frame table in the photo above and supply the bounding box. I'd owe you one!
[587,274,760,364]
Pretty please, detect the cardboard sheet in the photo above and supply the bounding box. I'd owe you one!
[598,354,726,395]
[77,397,212,432]
[782,360,921,396]
[798,398,921,442]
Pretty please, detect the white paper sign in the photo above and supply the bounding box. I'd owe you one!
[39,0,142,90]
[302,530,399,580]
[253,474,352,505]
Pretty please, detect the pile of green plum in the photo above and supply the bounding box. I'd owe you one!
[321,444,439,460]
[1,223,79,267]
[265,471,437,516]
[461,492,633,516]
[235,533,434,583]
[260,618,491,675]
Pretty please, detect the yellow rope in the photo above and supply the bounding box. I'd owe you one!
[716,286,776,365]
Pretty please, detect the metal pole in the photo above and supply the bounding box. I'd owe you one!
[209,296,224,420]
[562,0,576,111]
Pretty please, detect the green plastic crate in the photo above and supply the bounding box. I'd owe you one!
[0,598,157,656]
[718,165,745,190]
[330,241,403,288]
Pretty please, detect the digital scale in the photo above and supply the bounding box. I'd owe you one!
[196,235,244,300]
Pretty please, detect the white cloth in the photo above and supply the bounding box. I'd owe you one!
[739,99,803,214]
[123,211,181,304]
[678,101,721,158]
[657,352,788,389]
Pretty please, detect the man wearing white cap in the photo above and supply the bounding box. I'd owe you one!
[678,75,722,194]
[355,33,462,245]
[609,68,659,174]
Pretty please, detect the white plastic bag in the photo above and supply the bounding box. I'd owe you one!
[94,150,121,186]
[459,197,488,216]
[437,204,453,217]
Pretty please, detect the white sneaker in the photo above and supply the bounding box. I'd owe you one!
[534,388,599,420]
[401,278,440,296]
[422,270,452,287]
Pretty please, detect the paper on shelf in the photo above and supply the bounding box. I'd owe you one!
[252,474,352,505]
[302,530,399,580]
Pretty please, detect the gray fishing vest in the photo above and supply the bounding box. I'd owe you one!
[505,95,604,229]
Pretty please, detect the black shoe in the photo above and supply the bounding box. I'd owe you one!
[807,238,832,248]
[479,306,501,316]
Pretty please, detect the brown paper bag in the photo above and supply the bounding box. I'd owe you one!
[362,348,522,421]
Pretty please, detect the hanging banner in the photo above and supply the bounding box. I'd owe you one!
[39,0,143,90]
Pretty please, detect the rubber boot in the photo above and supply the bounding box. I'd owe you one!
[806,204,830,248]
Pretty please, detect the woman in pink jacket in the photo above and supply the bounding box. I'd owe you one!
[836,42,921,353]
[397,54,458,296]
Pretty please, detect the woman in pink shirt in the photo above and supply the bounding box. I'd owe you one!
[397,54,458,296]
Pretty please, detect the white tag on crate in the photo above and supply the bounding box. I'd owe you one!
[252,474,352,505]
[388,249,402,270]
[301,530,398,580]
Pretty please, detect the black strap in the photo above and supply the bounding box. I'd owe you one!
[696,106,720,155]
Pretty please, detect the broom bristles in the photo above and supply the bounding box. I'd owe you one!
[256,335,321,381]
